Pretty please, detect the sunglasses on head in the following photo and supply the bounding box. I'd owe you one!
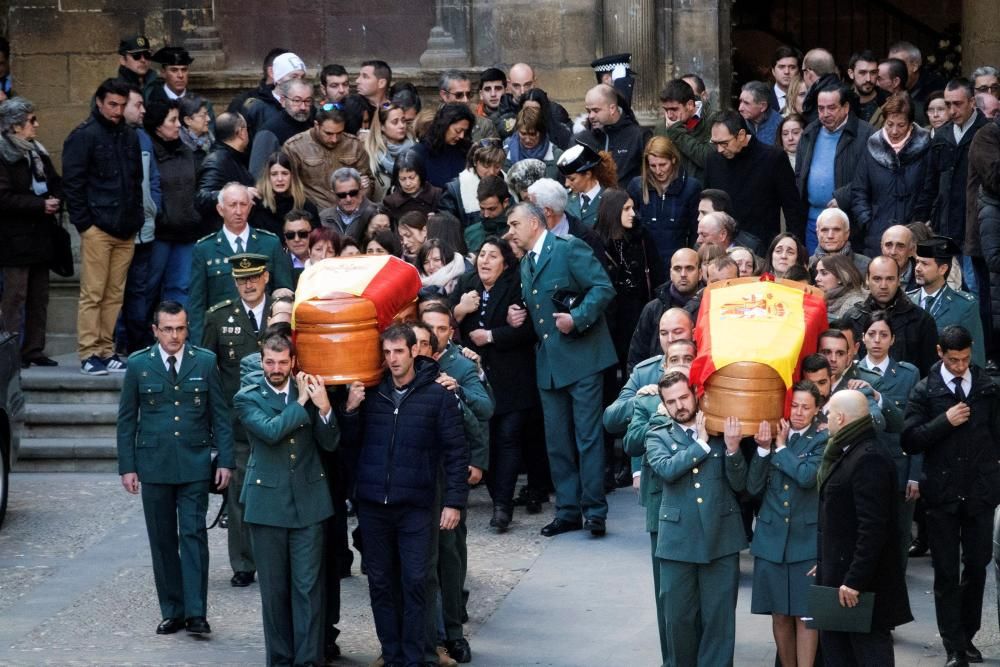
[322,102,344,111]
[284,230,310,240]
[335,189,360,199]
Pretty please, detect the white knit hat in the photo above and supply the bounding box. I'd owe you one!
[272,52,306,84]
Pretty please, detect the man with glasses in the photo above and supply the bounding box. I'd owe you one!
[284,104,373,211]
[439,69,499,143]
[972,66,999,100]
[189,182,292,343]
[281,210,314,286]
[117,300,234,636]
[704,110,804,255]
[202,253,273,591]
[248,77,315,177]
[116,35,158,92]
[318,167,378,237]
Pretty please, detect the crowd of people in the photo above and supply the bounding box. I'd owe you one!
[2,30,1000,667]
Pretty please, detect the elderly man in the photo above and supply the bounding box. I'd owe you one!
[658,79,712,181]
[319,167,378,237]
[196,112,256,229]
[889,40,945,106]
[975,93,1000,120]
[738,81,781,146]
[817,390,911,665]
[845,255,939,376]
[800,48,839,123]
[848,50,887,123]
[795,81,874,253]
[438,69,498,143]
[248,77,315,177]
[881,224,919,290]
[930,78,990,298]
[808,208,871,275]
[584,83,650,186]
[284,105,372,212]
[627,249,700,372]
[684,256,740,321]
[507,201,616,537]
[972,66,999,100]
[525,177,605,263]
[188,183,292,343]
[696,211,736,249]
[704,110,804,256]
[241,51,307,139]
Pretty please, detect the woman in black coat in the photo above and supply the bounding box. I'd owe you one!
[851,92,936,257]
[249,151,320,237]
[450,237,538,531]
[0,97,62,367]
[144,100,204,306]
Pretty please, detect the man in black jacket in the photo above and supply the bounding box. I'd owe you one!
[341,325,468,667]
[248,77,315,178]
[903,326,1000,667]
[583,83,650,187]
[116,35,157,92]
[196,112,256,230]
[795,82,874,252]
[62,78,143,376]
[626,247,700,372]
[704,110,805,255]
[818,389,912,665]
[844,256,939,376]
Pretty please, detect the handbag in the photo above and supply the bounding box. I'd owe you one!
[49,220,74,277]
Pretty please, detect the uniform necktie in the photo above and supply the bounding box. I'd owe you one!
[788,432,802,447]
[685,428,695,440]
[527,250,537,276]
[922,293,934,311]
[167,355,177,384]
[953,376,966,402]
[870,365,883,376]
[581,194,590,211]
[248,308,259,332]
[235,236,245,253]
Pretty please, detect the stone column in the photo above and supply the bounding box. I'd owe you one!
[420,0,471,68]
[602,0,660,123]
[963,0,1000,77]
[661,0,731,109]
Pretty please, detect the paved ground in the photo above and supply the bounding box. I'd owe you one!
[1,472,998,666]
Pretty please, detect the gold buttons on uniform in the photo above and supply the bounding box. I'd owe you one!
[290,438,295,444]
[538,318,544,324]
[175,401,180,406]
[290,454,296,460]
[692,467,699,474]
[783,501,789,507]
[696,497,703,503]
[783,484,789,490]
[257,479,261,484]
[532,289,538,294]
[785,517,790,523]
[174,386,180,391]
[174,431,180,436]
[694,483,701,489]
[543,334,548,339]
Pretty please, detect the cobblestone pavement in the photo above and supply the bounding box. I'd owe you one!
[1,473,999,666]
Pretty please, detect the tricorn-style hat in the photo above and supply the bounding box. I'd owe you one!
[916,236,961,260]
[151,46,194,67]
[229,253,269,278]
[556,143,602,176]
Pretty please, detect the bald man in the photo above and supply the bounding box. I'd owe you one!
[583,83,650,186]
[627,249,700,372]
[880,224,918,290]
[696,211,736,249]
[498,63,571,138]
[817,389,912,664]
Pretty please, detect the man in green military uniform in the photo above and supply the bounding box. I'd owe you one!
[417,308,494,664]
[117,301,234,636]
[909,236,986,366]
[507,201,617,537]
[233,333,340,666]
[645,371,747,667]
[202,252,272,588]
[188,182,293,343]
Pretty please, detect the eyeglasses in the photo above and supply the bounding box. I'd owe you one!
[975,84,1000,93]
[710,136,737,147]
[284,230,310,240]
[449,92,471,101]
[335,189,360,199]
[27,116,38,125]
[130,52,152,61]
[287,97,314,106]
[380,102,395,110]
[321,102,344,111]
[235,274,265,284]
[156,325,187,335]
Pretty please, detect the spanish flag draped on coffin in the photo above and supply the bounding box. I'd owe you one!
[292,256,422,386]
[688,277,829,435]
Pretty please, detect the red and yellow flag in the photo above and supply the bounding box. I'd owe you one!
[689,278,828,394]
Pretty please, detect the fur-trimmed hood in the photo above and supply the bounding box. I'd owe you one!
[865,124,931,170]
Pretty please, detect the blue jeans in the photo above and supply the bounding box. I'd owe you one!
[148,240,194,307]
[116,242,155,353]
[962,254,979,296]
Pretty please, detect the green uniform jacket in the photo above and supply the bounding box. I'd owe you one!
[233,376,339,529]
[746,422,826,563]
[907,285,986,367]
[656,100,713,182]
[604,354,663,435]
[623,392,668,533]
[117,343,235,483]
[436,343,494,471]
[564,188,602,228]
[855,359,923,487]
[520,231,617,389]
[646,423,748,563]
[188,227,292,343]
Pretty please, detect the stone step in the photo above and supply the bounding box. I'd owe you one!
[24,402,118,424]
[186,50,226,69]
[17,437,117,461]
[184,36,222,50]
[189,26,220,37]
[25,389,121,404]
[24,422,117,439]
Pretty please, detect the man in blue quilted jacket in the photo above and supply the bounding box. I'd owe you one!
[341,324,469,667]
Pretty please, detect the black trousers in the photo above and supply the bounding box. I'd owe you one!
[820,627,893,666]
[486,409,528,512]
[926,502,994,653]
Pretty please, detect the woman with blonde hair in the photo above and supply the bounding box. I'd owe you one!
[364,102,415,204]
[249,151,319,236]
[626,135,701,261]
[784,75,807,116]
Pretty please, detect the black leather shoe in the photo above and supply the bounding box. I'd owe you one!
[490,508,511,533]
[908,538,929,557]
[946,652,970,667]
[540,518,582,537]
[231,570,255,587]
[185,616,212,634]
[26,356,58,367]
[966,644,983,663]
[445,638,472,663]
[324,641,341,664]
[585,517,607,536]
[156,617,184,634]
